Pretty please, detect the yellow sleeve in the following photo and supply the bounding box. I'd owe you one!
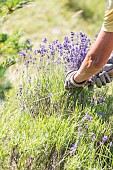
[102,0,113,32]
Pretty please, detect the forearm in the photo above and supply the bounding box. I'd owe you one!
[74,30,113,83]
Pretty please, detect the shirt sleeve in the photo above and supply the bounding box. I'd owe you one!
[102,0,113,32]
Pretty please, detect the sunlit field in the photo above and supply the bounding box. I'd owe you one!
[1,0,113,169]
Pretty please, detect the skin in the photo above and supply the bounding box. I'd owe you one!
[74,30,113,83]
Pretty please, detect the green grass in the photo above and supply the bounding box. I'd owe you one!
[1,0,113,169]
[1,45,113,169]
[1,83,113,169]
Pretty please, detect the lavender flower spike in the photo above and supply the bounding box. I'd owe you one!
[70,140,79,155]
[102,136,108,143]
[42,38,47,43]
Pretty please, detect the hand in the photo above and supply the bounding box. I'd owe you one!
[64,70,87,90]
[92,52,113,88]
[93,69,112,88]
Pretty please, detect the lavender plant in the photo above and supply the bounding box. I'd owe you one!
[11,31,113,169]
[17,32,93,114]
[1,1,113,168]
[17,32,111,116]
[1,31,113,170]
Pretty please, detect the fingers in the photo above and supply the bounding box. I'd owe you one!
[95,78,103,88]
[95,71,112,88]
[95,55,113,88]
[103,71,111,83]
[99,72,106,85]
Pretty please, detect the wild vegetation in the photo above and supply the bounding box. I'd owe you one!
[0,0,33,99]
[1,0,113,170]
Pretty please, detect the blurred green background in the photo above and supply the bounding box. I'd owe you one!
[0,0,106,45]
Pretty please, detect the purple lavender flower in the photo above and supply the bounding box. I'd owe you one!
[91,133,96,141]
[70,31,75,38]
[63,32,91,72]
[19,86,22,93]
[25,60,30,67]
[70,140,79,155]
[92,136,96,141]
[42,38,47,43]
[97,98,105,104]
[77,131,83,136]
[19,51,26,58]
[97,112,106,116]
[64,36,70,43]
[78,126,82,131]
[28,77,31,84]
[37,84,41,88]
[84,115,92,122]
[19,86,23,96]
[102,136,108,143]
[26,39,31,44]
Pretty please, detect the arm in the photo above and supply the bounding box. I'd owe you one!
[74,30,113,83]
[64,0,113,90]
[74,0,113,83]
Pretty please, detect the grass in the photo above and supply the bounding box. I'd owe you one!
[1,84,113,169]
[1,42,113,169]
[1,0,113,169]
[1,0,106,44]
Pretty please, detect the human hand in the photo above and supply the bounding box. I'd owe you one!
[64,70,87,90]
[92,53,113,88]
[93,69,112,88]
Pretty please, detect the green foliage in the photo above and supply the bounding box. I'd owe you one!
[0,30,32,99]
[0,0,33,24]
[1,83,113,169]
[0,0,34,100]
[0,31,31,63]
